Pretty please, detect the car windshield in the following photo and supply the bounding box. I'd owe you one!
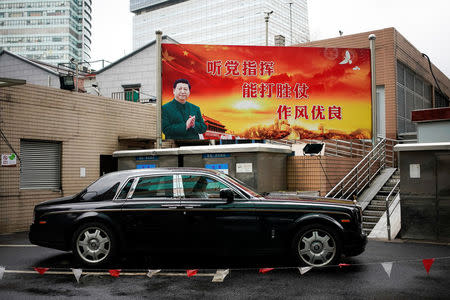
[78,173,123,201]
[217,172,264,199]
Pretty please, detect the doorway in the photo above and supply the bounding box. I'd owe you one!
[100,155,118,176]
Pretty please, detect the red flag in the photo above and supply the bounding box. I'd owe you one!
[422,258,435,274]
[186,269,198,277]
[34,267,49,275]
[339,263,351,268]
[259,268,274,274]
[109,269,121,278]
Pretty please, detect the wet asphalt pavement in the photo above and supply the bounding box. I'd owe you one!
[1,232,450,299]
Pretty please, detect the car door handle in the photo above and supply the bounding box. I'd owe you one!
[161,204,182,209]
[181,204,202,209]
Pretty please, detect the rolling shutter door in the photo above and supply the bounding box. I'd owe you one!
[20,140,61,189]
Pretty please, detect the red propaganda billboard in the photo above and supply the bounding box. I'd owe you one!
[161,44,372,140]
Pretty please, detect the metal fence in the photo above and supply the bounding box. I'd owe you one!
[325,138,397,200]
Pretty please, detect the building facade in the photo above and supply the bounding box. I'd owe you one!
[0,83,156,233]
[301,28,450,141]
[131,0,309,49]
[0,0,92,66]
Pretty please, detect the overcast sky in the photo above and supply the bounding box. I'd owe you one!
[91,0,450,77]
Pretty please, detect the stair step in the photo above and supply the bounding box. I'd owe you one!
[363,215,380,222]
[366,204,386,211]
[363,210,384,217]
[363,228,372,235]
[386,179,400,186]
[380,187,399,192]
[374,195,390,200]
[371,199,391,206]
[363,222,377,229]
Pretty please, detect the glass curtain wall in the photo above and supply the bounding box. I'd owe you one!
[0,0,92,65]
[132,0,309,49]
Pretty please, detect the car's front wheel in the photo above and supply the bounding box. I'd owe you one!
[72,222,116,266]
[292,224,341,267]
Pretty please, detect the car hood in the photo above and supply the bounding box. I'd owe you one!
[37,194,78,206]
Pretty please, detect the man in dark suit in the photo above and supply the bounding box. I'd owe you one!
[162,79,207,140]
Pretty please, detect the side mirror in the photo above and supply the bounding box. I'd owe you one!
[220,188,234,203]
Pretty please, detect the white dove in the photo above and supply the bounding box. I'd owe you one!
[339,50,352,64]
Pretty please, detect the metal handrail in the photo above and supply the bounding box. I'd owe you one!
[111,90,156,103]
[303,139,372,159]
[326,139,386,199]
[385,180,400,241]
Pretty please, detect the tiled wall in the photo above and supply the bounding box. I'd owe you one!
[0,84,156,233]
[287,156,360,196]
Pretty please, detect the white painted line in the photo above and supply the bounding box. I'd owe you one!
[3,270,217,277]
[0,244,37,247]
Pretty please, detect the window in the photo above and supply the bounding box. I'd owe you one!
[20,140,61,190]
[131,176,173,199]
[435,91,449,108]
[117,179,134,199]
[396,61,433,135]
[181,175,242,199]
[122,84,141,102]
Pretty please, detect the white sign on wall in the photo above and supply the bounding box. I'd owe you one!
[236,163,253,173]
[409,164,420,178]
[1,153,17,167]
[80,167,86,178]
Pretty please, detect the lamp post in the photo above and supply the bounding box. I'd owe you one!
[369,34,377,146]
[156,30,163,149]
[264,11,273,46]
[288,2,293,45]
[70,58,79,92]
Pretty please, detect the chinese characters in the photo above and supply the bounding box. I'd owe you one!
[206,59,343,122]
[277,105,342,120]
[207,60,274,77]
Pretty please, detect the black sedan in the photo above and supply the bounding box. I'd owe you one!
[29,168,367,267]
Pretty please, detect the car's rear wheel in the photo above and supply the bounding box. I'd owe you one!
[292,224,341,267]
[72,222,116,266]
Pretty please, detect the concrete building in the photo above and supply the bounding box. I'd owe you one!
[93,35,177,102]
[0,83,156,233]
[301,27,450,141]
[130,0,309,49]
[0,49,95,93]
[0,0,92,66]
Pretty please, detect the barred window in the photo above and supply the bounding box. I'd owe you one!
[396,61,432,135]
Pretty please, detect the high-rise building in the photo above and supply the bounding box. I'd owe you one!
[131,0,309,50]
[0,0,92,65]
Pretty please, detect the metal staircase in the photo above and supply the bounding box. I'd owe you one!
[323,138,401,237]
[362,170,400,235]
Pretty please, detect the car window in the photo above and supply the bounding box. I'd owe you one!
[181,175,243,200]
[80,182,119,202]
[116,179,134,199]
[218,172,263,199]
[131,176,173,199]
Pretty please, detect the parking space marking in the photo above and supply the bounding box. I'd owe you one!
[0,244,37,247]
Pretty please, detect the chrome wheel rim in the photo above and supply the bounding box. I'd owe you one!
[76,227,110,264]
[298,229,336,267]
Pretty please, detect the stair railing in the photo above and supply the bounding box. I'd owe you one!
[302,139,372,158]
[326,139,387,200]
[385,180,400,240]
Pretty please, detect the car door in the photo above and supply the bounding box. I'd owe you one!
[178,173,259,254]
[120,174,184,252]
